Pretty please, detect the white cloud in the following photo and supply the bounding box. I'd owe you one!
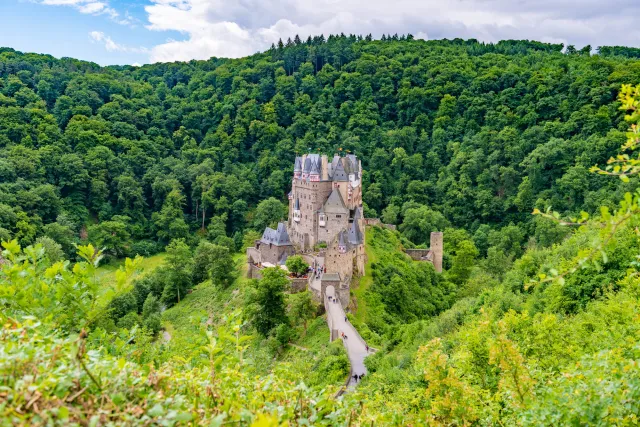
[142,0,640,63]
[89,31,148,53]
[37,0,127,25]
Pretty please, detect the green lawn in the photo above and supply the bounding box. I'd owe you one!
[95,252,168,289]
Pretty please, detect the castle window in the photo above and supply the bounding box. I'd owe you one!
[335,215,342,219]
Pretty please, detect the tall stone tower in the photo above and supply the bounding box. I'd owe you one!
[288,153,363,251]
[430,231,443,273]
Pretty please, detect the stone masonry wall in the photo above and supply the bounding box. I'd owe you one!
[289,179,332,250]
[404,249,432,261]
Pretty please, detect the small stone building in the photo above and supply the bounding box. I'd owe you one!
[246,222,295,278]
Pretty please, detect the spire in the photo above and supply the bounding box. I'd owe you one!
[348,220,363,245]
[332,159,348,181]
[353,206,362,220]
[338,231,347,253]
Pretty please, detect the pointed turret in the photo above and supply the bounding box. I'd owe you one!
[332,159,348,182]
[348,219,363,245]
[338,231,347,253]
[294,156,302,179]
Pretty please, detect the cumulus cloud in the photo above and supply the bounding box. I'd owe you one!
[142,0,640,63]
[89,31,148,53]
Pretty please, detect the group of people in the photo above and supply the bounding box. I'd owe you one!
[310,263,326,280]
[341,331,348,340]
[352,373,365,382]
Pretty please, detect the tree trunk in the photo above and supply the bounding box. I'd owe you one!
[202,207,206,232]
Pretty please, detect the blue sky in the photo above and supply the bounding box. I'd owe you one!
[1,0,639,66]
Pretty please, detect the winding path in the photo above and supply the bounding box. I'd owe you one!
[325,285,370,388]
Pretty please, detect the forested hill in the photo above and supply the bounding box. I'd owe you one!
[2,36,640,255]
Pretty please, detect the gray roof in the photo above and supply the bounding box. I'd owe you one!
[332,159,348,181]
[322,273,341,282]
[339,231,347,248]
[278,252,289,265]
[353,206,362,220]
[260,222,292,246]
[294,156,302,172]
[303,157,312,173]
[323,188,348,213]
[348,220,363,245]
[308,154,322,175]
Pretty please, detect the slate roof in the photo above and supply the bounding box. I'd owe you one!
[332,159,349,181]
[260,222,292,246]
[323,188,348,213]
[339,231,347,247]
[294,156,302,172]
[348,220,363,245]
[352,206,362,220]
[322,273,341,282]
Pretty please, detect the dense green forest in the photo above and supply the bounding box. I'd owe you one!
[4,36,640,425]
[3,36,640,260]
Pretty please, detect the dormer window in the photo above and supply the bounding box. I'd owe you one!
[319,214,326,227]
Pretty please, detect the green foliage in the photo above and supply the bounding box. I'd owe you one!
[253,197,287,231]
[34,235,64,262]
[246,267,289,336]
[161,239,193,305]
[88,220,131,258]
[4,38,640,424]
[288,290,317,332]
[285,254,309,276]
[0,37,635,259]
[366,227,456,329]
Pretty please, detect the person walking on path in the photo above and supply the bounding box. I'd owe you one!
[365,344,369,352]
[345,316,348,322]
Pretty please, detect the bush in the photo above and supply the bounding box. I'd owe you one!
[130,240,161,256]
[109,292,138,320]
[117,311,140,330]
[286,255,309,277]
[143,313,162,336]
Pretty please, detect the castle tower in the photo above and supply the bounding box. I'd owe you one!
[430,231,443,273]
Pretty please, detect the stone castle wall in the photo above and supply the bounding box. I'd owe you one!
[404,249,432,260]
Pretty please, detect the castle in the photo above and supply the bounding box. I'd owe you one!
[246,153,442,307]
[247,153,366,306]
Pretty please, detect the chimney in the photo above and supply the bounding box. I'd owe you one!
[430,231,443,273]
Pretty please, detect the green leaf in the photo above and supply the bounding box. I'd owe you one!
[58,406,69,419]
[148,403,164,417]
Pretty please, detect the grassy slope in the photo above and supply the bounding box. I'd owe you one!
[95,252,168,288]
[351,227,377,324]
[159,253,349,390]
